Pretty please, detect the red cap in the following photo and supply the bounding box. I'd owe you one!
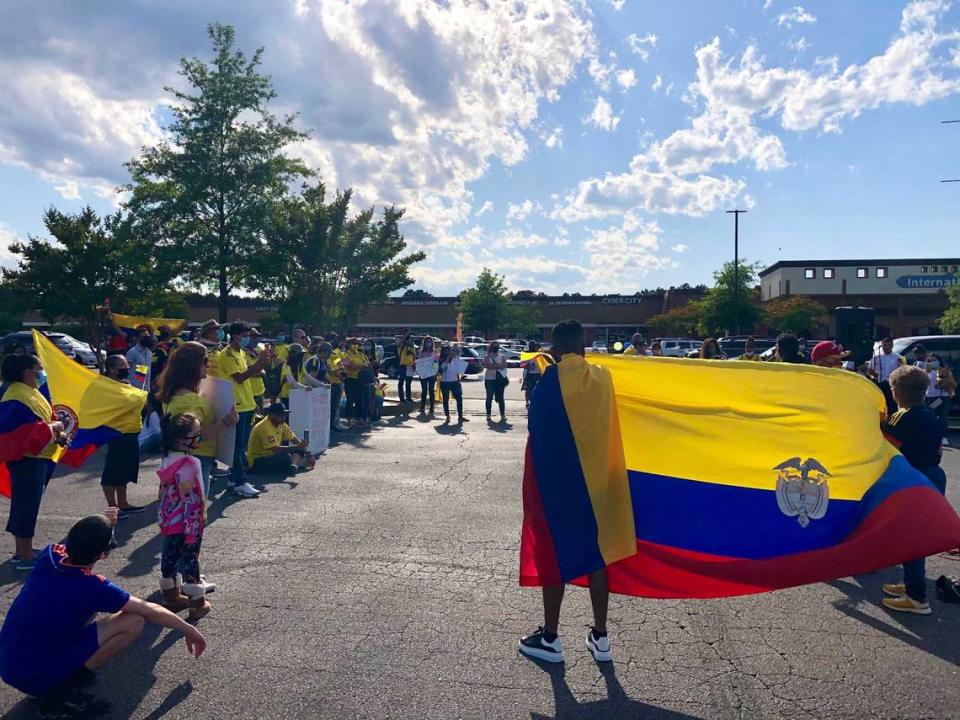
[811,341,849,364]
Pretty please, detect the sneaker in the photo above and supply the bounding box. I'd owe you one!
[15,558,37,571]
[586,629,612,662]
[199,576,217,594]
[118,505,147,516]
[882,583,907,597]
[518,627,564,663]
[233,482,260,498]
[882,596,932,615]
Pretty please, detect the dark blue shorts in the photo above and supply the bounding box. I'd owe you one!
[1,622,99,697]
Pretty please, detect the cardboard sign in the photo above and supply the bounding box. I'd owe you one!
[200,376,236,467]
[415,357,438,378]
[288,386,331,455]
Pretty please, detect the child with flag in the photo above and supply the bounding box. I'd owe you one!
[0,354,65,570]
[518,319,636,664]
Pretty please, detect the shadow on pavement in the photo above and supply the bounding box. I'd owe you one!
[827,573,960,667]
[529,660,706,720]
[1,623,188,720]
[486,420,514,434]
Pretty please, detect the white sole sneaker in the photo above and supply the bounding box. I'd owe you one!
[586,632,612,662]
[518,640,565,663]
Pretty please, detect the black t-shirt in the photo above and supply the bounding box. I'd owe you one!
[883,405,942,469]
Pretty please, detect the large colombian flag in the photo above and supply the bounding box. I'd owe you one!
[32,330,145,467]
[520,353,960,599]
[0,383,57,497]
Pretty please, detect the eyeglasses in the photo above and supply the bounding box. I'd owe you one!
[185,434,202,441]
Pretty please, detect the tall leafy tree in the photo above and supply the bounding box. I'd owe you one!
[763,296,830,335]
[939,283,960,333]
[696,260,763,336]
[252,183,425,332]
[459,268,512,338]
[1,206,177,355]
[125,23,310,321]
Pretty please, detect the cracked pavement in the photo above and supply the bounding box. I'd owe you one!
[0,372,958,719]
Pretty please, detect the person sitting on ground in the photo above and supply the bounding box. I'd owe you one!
[247,403,315,476]
[881,365,947,615]
[738,337,762,361]
[99,355,146,516]
[157,414,212,619]
[0,511,206,704]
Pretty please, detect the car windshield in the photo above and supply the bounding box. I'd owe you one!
[461,348,480,358]
[892,339,914,355]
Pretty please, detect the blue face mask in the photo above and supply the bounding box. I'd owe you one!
[240,337,251,349]
[36,370,47,386]
[216,329,225,341]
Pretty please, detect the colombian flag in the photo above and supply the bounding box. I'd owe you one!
[520,354,960,599]
[0,383,57,497]
[112,313,186,335]
[33,331,145,466]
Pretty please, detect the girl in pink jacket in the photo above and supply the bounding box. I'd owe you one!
[157,413,210,620]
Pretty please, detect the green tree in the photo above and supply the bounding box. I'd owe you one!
[460,268,511,338]
[402,288,434,300]
[647,302,703,337]
[696,260,763,336]
[940,283,960,333]
[125,23,310,322]
[251,183,424,332]
[503,304,541,338]
[1,207,177,354]
[763,296,830,335]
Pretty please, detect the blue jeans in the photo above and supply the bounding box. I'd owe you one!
[229,411,254,484]
[198,455,214,498]
[330,383,343,428]
[903,465,948,602]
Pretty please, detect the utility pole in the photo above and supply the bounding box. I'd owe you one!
[725,209,747,334]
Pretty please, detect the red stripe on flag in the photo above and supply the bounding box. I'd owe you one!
[0,463,10,499]
[519,441,562,587]
[567,486,960,599]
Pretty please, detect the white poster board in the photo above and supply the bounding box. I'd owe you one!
[449,358,468,375]
[200,377,236,467]
[288,386,331,455]
[415,357,438,379]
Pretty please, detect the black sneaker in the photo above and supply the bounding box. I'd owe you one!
[118,505,146,516]
[518,627,565,663]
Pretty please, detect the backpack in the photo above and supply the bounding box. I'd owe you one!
[935,575,960,604]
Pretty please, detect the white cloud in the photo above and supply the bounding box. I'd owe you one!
[670,243,690,253]
[616,68,637,90]
[556,0,960,224]
[763,0,775,11]
[777,6,817,28]
[579,214,675,290]
[626,33,658,62]
[474,200,494,217]
[786,36,809,53]
[543,126,564,149]
[584,96,621,131]
[651,74,663,91]
[610,0,626,10]
[0,223,23,269]
[506,199,542,222]
[490,229,550,249]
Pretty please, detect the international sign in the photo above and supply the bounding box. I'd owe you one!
[895,274,958,289]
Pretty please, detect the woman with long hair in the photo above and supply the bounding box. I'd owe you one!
[341,338,371,428]
[699,338,723,360]
[279,343,323,409]
[417,337,439,416]
[438,344,465,424]
[483,341,509,422]
[397,333,416,407]
[155,341,239,497]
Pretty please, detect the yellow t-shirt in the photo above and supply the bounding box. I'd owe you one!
[6,382,57,460]
[279,363,306,399]
[247,348,266,397]
[399,348,416,367]
[247,417,297,465]
[204,345,223,379]
[343,349,367,380]
[328,349,343,385]
[163,391,216,458]
[622,346,637,356]
[218,346,256,413]
[274,343,290,363]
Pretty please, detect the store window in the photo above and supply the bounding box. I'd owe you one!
[856,267,867,278]
[876,267,888,278]
[823,268,835,279]
[921,266,928,273]
[804,268,816,279]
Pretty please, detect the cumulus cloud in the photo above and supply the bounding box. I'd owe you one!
[610,0,626,9]
[670,243,690,253]
[555,0,960,223]
[505,199,541,222]
[0,223,23,269]
[543,126,564,149]
[616,68,637,90]
[651,74,663,91]
[584,97,621,131]
[474,200,494,217]
[626,33,657,61]
[777,6,816,27]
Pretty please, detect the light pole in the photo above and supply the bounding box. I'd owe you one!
[726,209,747,335]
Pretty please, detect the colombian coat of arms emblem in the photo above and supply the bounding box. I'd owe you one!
[773,457,832,527]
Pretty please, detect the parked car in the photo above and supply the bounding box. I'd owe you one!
[588,341,608,354]
[463,336,486,346]
[501,349,523,367]
[658,339,702,358]
[719,337,776,358]
[0,331,99,368]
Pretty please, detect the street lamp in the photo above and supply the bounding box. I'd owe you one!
[726,209,747,335]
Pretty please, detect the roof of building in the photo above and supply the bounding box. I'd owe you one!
[759,259,960,277]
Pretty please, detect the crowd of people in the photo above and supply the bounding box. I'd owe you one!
[0,313,955,708]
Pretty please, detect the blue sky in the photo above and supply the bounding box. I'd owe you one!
[1,0,959,296]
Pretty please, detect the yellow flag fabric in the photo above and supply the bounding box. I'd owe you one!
[113,313,186,335]
[33,331,146,466]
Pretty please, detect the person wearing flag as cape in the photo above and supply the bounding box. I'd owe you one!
[518,319,636,664]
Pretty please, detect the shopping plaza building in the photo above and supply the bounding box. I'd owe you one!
[758,258,959,338]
